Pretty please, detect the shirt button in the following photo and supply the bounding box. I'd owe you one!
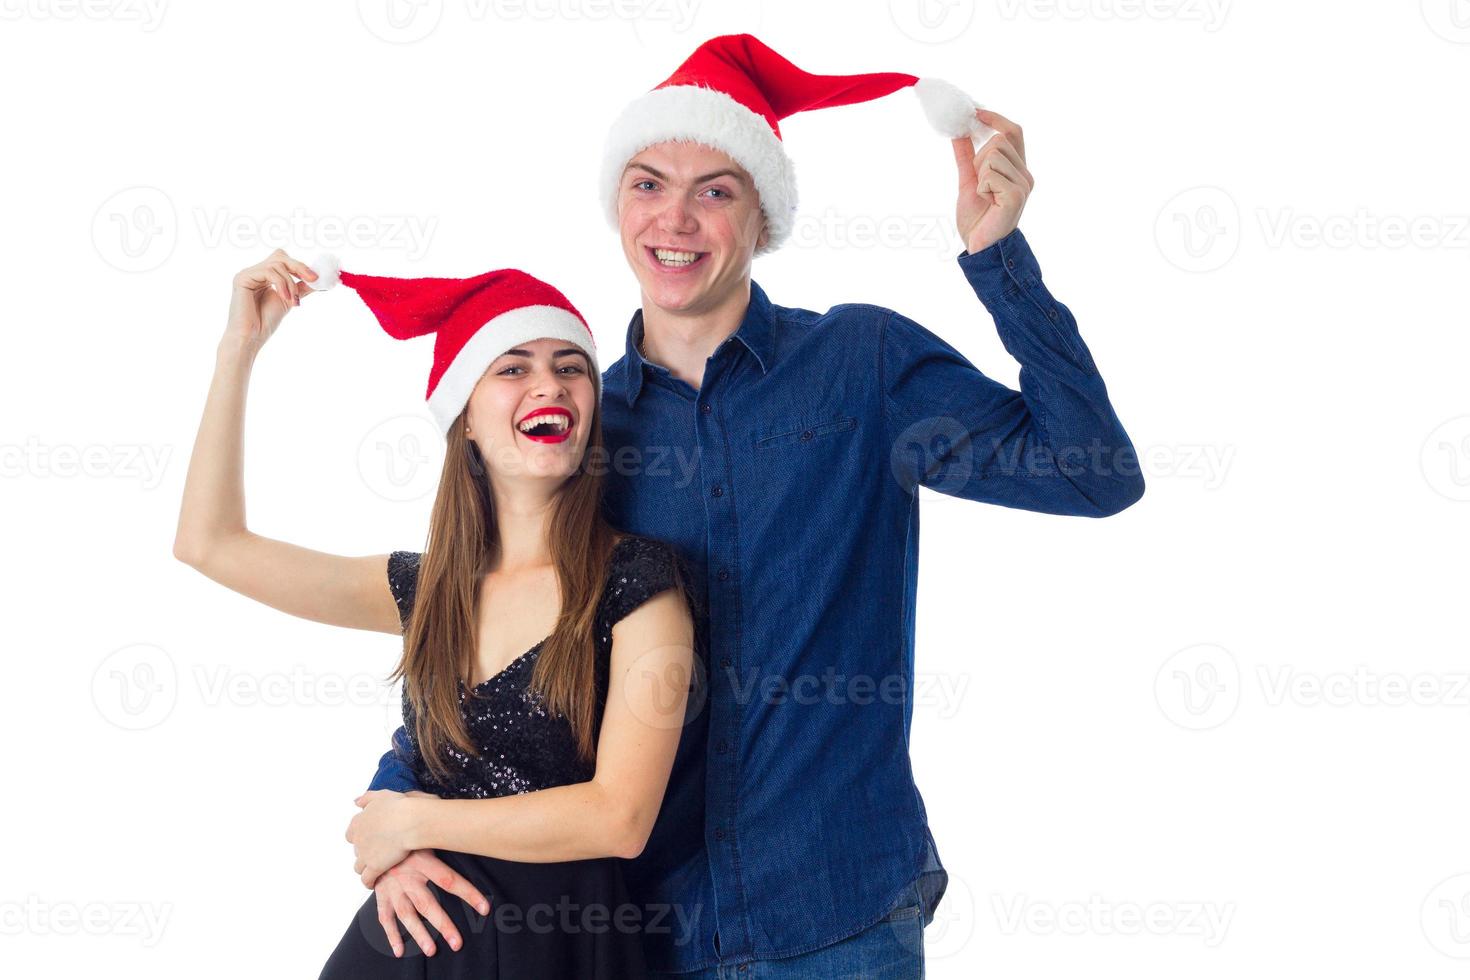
[1006,258,1015,269]
[714,828,726,841]
[720,658,732,669]
[701,403,712,415]
[716,739,729,754]
[800,430,813,441]
[712,485,723,497]
[717,568,729,581]
[1048,309,1059,320]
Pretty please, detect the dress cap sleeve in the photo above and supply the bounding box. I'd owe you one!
[600,536,684,629]
[386,550,421,630]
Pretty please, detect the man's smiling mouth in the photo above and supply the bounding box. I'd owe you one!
[647,246,709,270]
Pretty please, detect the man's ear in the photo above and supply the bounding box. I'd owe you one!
[756,215,769,252]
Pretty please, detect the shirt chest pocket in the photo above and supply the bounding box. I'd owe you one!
[752,414,858,450]
[746,413,864,547]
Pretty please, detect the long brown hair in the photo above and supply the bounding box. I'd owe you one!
[388,399,618,784]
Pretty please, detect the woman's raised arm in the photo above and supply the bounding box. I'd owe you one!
[172,249,402,636]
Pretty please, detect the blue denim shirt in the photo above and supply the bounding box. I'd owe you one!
[367,227,1144,972]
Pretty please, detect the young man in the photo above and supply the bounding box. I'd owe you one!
[358,35,1143,977]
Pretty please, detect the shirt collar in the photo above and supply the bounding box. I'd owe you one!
[622,281,776,407]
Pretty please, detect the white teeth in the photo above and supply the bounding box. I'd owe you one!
[654,247,700,266]
[517,413,570,433]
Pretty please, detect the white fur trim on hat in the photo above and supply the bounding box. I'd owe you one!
[426,305,599,435]
[600,85,798,255]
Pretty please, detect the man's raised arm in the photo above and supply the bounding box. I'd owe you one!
[883,225,1144,516]
[882,107,1144,517]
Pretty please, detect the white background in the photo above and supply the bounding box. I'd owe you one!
[3,0,1468,976]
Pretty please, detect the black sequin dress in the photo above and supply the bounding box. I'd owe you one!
[320,534,686,980]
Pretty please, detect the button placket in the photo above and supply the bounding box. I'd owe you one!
[695,358,751,958]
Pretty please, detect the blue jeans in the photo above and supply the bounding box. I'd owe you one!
[649,878,926,979]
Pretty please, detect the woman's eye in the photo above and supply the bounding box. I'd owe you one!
[499,364,583,376]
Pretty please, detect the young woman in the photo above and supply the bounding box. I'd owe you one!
[173,249,696,978]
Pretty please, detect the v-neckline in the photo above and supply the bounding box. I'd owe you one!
[457,535,634,694]
[464,638,548,693]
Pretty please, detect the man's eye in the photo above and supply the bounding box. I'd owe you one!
[634,179,656,191]
[703,187,729,199]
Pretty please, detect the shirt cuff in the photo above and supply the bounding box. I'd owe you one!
[367,765,418,794]
[366,738,420,793]
[956,226,1041,303]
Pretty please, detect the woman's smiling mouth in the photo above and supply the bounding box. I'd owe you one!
[515,407,574,444]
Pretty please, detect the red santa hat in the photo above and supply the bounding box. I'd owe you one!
[306,254,597,435]
[599,33,987,254]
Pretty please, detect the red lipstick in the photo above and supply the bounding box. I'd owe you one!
[515,406,574,444]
